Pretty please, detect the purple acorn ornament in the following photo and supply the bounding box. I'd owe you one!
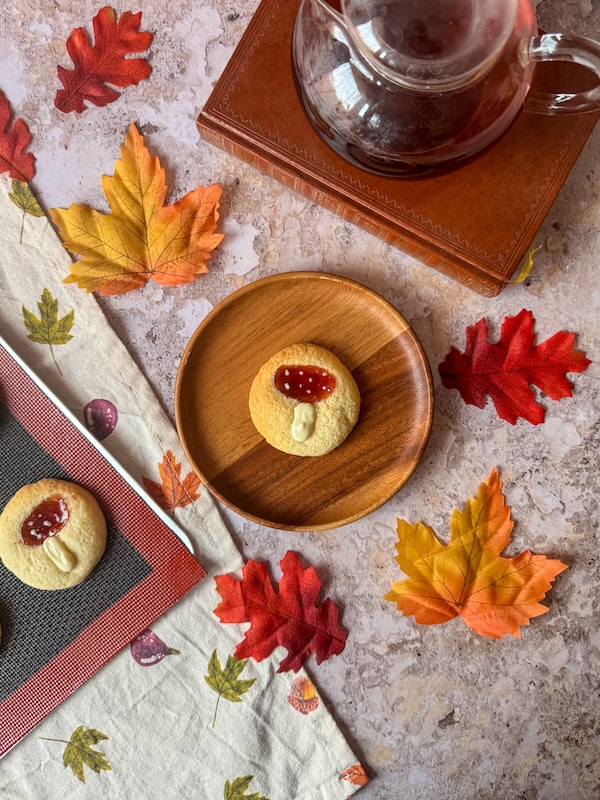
[131,629,180,666]
[84,399,118,441]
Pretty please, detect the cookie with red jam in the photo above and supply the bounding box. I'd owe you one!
[0,479,107,590]
[249,343,360,457]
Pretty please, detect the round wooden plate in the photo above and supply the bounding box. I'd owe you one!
[175,272,434,531]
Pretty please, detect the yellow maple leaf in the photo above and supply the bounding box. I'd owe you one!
[384,468,567,639]
[50,124,223,295]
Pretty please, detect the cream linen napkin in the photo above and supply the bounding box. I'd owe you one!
[0,174,366,800]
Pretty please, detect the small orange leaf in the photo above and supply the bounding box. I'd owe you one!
[340,764,369,786]
[50,123,223,295]
[384,468,568,639]
[142,450,201,512]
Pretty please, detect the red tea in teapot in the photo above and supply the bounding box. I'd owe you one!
[294,0,600,175]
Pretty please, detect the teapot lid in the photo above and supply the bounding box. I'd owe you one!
[341,0,520,89]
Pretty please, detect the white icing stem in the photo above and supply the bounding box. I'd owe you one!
[292,402,316,442]
[43,536,75,572]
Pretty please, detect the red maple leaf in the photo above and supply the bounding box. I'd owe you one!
[55,6,153,114]
[214,551,347,672]
[0,91,35,182]
[439,309,591,424]
[142,450,201,512]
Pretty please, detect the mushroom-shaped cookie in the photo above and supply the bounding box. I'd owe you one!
[249,343,360,456]
[0,479,107,590]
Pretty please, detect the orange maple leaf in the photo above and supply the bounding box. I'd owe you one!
[384,468,567,639]
[142,450,201,512]
[50,123,223,295]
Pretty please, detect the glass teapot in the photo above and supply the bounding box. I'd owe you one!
[293,0,600,175]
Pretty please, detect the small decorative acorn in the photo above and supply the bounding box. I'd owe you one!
[130,629,180,666]
[287,676,319,714]
[83,399,118,440]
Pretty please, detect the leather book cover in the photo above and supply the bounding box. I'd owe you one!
[197,0,599,296]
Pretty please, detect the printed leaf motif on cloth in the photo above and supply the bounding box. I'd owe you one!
[384,468,568,639]
[205,650,257,728]
[340,764,369,786]
[224,775,270,800]
[22,288,74,375]
[142,449,201,513]
[40,726,111,783]
[8,180,44,243]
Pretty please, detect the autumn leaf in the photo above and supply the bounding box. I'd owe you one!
[511,245,541,284]
[55,6,153,113]
[142,450,201,512]
[340,764,369,787]
[214,551,347,673]
[0,90,35,182]
[8,179,44,243]
[384,468,568,639]
[439,309,591,424]
[50,124,223,295]
[205,650,256,727]
[40,726,111,783]
[224,775,269,800]
[22,288,75,376]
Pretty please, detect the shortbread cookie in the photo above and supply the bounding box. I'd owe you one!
[249,343,360,456]
[0,479,107,590]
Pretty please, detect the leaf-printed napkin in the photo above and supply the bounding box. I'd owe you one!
[0,174,367,799]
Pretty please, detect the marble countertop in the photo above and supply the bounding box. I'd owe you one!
[1,1,599,798]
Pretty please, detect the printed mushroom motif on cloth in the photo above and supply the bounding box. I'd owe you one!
[287,676,320,714]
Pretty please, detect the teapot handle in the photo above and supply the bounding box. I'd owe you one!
[523,34,600,114]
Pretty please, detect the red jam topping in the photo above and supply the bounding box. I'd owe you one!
[21,496,69,547]
[274,365,336,404]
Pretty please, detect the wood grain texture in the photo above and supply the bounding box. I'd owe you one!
[175,272,433,530]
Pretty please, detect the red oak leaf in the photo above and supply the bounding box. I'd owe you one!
[0,91,35,182]
[214,551,347,673]
[142,450,201,512]
[55,6,153,114]
[439,309,591,424]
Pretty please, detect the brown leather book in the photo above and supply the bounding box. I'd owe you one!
[197,0,599,296]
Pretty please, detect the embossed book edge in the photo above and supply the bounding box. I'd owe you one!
[198,115,508,296]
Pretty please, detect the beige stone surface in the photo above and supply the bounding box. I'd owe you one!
[1,1,599,798]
